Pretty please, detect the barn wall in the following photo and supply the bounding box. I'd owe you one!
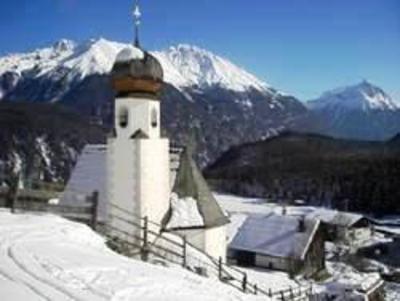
[302,225,325,278]
[255,254,288,271]
[345,228,371,245]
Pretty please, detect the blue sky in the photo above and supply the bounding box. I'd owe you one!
[0,0,399,101]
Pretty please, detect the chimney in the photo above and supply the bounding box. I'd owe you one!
[298,217,306,232]
[282,205,287,216]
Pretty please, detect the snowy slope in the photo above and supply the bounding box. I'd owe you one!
[0,39,125,79]
[0,209,266,301]
[309,81,399,112]
[154,44,271,92]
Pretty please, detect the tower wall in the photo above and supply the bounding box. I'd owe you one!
[114,97,160,139]
[107,137,141,240]
[137,138,170,224]
[107,96,170,243]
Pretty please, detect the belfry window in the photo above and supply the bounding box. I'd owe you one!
[119,107,129,128]
[151,108,158,128]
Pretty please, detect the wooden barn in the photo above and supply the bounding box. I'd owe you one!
[228,214,325,278]
[308,209,372,245]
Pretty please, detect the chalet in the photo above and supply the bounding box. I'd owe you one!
[228,214,325,278]
[307,209,372,244]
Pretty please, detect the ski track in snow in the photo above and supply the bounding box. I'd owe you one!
[0,217,105,301]
[0,229,79,300]
[0,211,265,301]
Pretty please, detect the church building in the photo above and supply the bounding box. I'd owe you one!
[62,2,229,261]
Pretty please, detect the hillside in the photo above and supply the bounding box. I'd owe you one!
[205,132,400,214]
[0,209,264,301]
[0,39,306,165]
[0,102,106,185]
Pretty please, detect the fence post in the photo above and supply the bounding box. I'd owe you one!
[141,216,149,262]
[242,273,247,293]
[218,257,222,280]
[290,286,294,299]
[254,284,257,295]
[280,291,285,301]
[268,288,272,297]
[90,191,99,231]
[10,175,20,214]
[182,236,187,268]
[11,188,18,214]
[6,174,20,214]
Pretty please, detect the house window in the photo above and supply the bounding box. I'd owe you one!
[151,108,158,128]
[119,107,129,128]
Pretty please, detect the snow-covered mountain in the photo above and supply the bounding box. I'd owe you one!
[309,81,399,112]
[299,81,400,141]
[0,39,279,101]
[154,44,271,92]
[0,38,306,167]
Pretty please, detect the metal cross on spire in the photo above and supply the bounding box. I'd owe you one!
[133,0,142,48]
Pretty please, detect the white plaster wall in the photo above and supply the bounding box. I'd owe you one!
[107,137,141,241]
[204,225,227,261]
[108,96,167,243]
[137,138,170,226]
[174,229,206,251]
[255,254,288,271]
[115,98,160,139]
[174,226,228,261]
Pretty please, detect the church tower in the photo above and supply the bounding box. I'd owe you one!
[107,2,170,237]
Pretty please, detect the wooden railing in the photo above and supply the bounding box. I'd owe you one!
[107,203,314,300]
[0,186,313,301]
[0,189,99,230]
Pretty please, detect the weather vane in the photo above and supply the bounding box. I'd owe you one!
[133,0,142,48]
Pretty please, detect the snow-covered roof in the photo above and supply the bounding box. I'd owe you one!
[60,144,107,221]
[229,214,320,260]
[115,45,144,62]
[307,209,366,227]
[165,147,230,230]
[165,193,205,229]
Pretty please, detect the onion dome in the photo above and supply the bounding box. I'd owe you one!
[111,45,164,98]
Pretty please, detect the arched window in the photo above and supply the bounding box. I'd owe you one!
[151,108,158,128]
[119,107,129,128]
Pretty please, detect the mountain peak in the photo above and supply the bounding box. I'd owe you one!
[154,44,270,92]
[312,81,399,112]
[52,39,76,52]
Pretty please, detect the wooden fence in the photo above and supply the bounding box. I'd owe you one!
[0,188,99,231]
[0,187,313,300]
[107,204,313,300]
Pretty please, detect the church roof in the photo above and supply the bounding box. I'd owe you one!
[111,50,164,82]
[115,45,145,62]
[111,1,163,97]
[60,145,108,221]
[167,147,230,230]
